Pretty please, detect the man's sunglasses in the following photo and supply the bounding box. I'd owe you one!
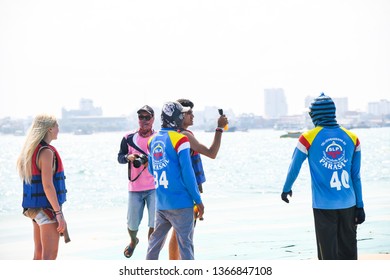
[138,115,152,121]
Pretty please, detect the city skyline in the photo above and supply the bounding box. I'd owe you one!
[1,94,387,121]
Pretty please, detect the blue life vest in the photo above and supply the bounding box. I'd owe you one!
[177,129,206,186]
[22,142,67,208]
[191,153,206,185]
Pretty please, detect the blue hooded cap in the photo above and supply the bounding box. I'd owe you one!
[309,93,339,127]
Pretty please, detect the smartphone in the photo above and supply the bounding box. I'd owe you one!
[218,109,228,131]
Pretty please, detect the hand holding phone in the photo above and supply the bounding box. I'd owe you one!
[218,109,228,131]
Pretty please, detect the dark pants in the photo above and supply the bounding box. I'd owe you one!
[313,207,357,260]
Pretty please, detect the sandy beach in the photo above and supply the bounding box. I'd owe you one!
[1,204,389,261]
[1,197,389,280]
[0,208,389,280]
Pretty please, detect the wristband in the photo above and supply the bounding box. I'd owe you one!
[215,127,223,133]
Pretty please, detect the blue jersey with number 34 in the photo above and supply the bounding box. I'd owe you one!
[147,128,202,210]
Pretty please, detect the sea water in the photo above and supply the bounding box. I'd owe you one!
[0,128,389,260]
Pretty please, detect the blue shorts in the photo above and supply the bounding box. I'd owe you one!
[127,189,156,231]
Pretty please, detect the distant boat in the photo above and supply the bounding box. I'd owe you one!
[224,126,237,132]
[280,131,302,138]
[13,130,25,136]
[74,128,93,135]
[204,126,247,133]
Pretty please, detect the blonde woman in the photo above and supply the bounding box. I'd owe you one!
[16,114,68,260]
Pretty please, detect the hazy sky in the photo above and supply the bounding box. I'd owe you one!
[1,0,389,118]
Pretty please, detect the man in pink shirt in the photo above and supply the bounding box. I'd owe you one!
[117,105,157,258]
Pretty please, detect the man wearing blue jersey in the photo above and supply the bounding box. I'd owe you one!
[168,98,229,260]
[281,93,365,260]
[146,101,204,260]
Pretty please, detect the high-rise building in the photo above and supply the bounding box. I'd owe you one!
[264,88,287,119]
[368,99,390,116]
[333,97,348,118]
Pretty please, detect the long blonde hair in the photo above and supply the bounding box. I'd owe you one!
[16,114,58,184]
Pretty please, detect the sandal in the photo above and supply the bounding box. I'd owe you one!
[124,238,139,258]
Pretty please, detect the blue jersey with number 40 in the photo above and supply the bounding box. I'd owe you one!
[282,126,364,209]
